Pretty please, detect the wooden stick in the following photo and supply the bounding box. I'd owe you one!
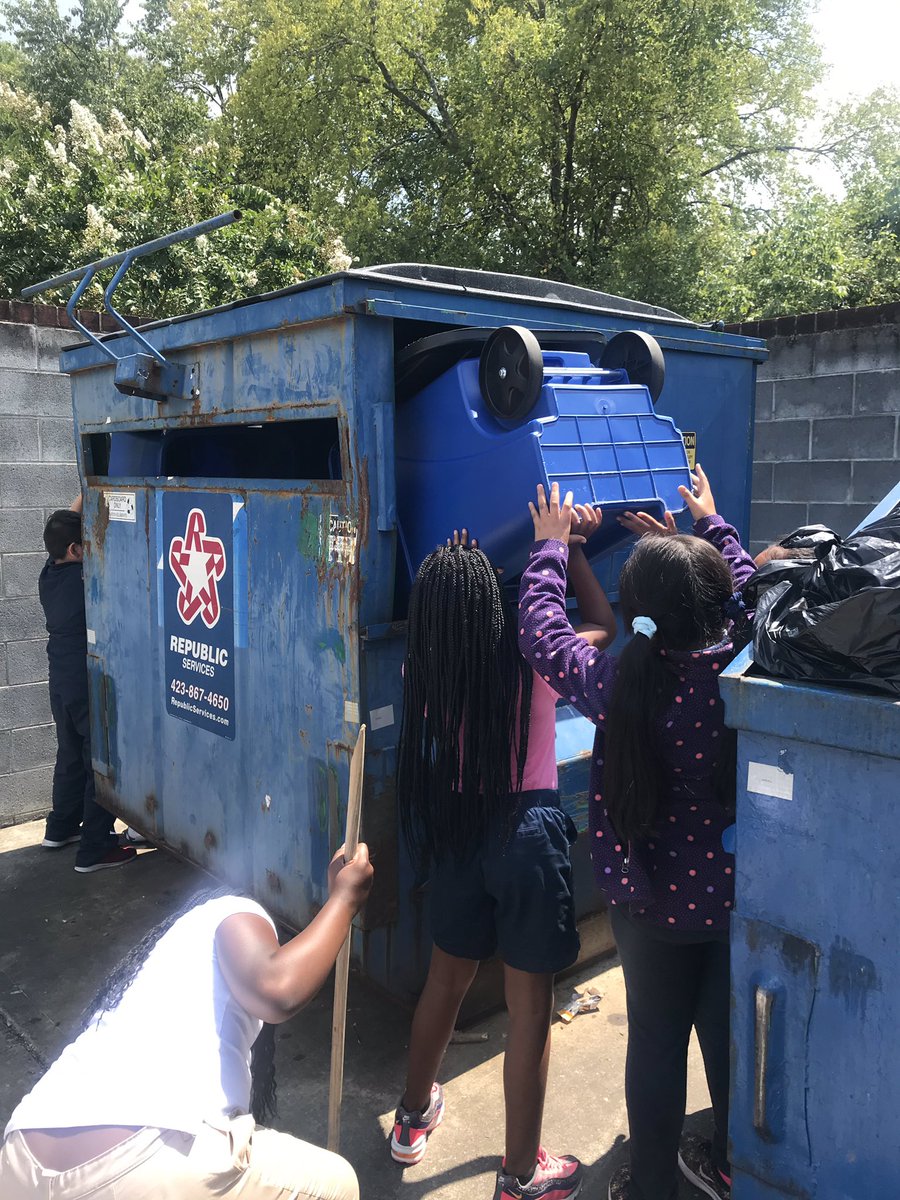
[327,724,366,1154]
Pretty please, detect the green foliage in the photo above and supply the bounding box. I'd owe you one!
[0,82,345,311]
[0,0,896,320]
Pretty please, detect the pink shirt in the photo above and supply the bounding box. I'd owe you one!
[518,670,559,792]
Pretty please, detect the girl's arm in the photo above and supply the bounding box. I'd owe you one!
[619,465,757,593]
[519,484,618,724]
[677,466,757,592]
[568,503,617,650]
[215,845,373,1023]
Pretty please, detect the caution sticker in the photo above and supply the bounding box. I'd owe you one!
[682,431,697,470]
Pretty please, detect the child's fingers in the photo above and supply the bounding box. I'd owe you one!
[664,511,677,534]
[695,463,709,491]
[535,483,548,514]
[528,501,539,522]
[549,481,561,514]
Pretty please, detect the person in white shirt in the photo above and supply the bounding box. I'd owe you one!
[0,843,373,1200]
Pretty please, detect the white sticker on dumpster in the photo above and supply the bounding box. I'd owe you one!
[370,704,394,732]
[105,491,136,522]
[328,515,356,565]
[747,761,794,801]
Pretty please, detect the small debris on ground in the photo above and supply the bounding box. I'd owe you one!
[556,986,603,1024]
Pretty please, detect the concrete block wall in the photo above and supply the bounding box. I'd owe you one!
[0,306,81,826]
[729,305,900,558]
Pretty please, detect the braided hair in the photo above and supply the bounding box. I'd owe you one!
[397,544,532,867]
[82,885,277,1123]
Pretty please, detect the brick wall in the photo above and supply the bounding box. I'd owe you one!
[729,304,900,558]
[0,307,83,825]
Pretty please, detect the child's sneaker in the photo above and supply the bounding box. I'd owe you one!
[607,1164,630,1200]
[390,1082,444,1165]
[42,833,81,849]
[74,846,137,873]
[678,1133,731,1199]
[494,1146,583,1199]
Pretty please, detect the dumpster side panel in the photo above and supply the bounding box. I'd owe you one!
[82,484,159,823]
[730,726,900,1199]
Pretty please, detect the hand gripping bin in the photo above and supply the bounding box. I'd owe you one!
[720,495,900,1200]
[56,262,765,1008]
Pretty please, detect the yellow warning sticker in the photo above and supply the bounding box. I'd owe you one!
[682,431,697,470]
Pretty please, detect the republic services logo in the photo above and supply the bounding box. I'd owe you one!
[168,508,226,629]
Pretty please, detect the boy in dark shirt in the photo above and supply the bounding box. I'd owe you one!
[40,495,136,873]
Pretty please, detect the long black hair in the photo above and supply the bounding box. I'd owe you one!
[83,886,277,1123]
[603,534,737,842]
[397,544,532,866]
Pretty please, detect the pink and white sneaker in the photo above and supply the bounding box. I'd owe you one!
[390,1082,444,1165]
[493,1146,583,1199]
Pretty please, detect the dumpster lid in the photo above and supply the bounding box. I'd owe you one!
[357,264,693,325]
[720,646,900,761]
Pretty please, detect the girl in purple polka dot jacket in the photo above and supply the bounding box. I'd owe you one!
[519,468,757,1200]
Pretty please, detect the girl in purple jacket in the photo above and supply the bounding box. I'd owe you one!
[518,469,756,1200]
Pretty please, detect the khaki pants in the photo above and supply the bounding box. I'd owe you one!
[0,1114,359,1200]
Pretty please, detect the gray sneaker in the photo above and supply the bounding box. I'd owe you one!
[678,1134,731,1199]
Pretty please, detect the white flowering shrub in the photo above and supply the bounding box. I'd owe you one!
[0,89,344,316]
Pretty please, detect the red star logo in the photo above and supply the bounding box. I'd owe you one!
[168,508,226,628]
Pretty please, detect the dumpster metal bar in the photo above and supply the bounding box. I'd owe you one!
[21,211,242,402]
[21,210,242,298]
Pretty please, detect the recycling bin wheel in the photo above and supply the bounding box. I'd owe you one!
[600,330,665,403]
[479,325,544,421]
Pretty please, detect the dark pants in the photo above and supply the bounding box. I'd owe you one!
[610,906,731,1200]
[45,691,116,866]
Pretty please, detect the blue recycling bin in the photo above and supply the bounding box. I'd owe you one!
[58,264,764,1005]
[396,347,692,580]
[721,595,900,1197]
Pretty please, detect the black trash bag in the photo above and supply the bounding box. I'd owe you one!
[742,505,900,696]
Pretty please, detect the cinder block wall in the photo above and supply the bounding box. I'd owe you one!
[729,304,900,558]
[0,305,83,825]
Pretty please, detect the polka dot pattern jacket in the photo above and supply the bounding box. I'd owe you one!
[517,516,757,934]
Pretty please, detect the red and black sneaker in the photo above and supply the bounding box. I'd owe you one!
[74,846,138,874]
[494,1147,583,1199]
[390,1082,444,1165]
[678,1134,731,1199]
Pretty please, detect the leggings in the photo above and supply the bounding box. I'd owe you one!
[610,906,730,1200]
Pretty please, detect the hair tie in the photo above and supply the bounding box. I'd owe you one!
[722,592,746,623]
[632,616,657,639]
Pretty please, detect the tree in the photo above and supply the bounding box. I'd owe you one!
[233,0,828,317]
[723,90,900,318]
[0,81,350,313]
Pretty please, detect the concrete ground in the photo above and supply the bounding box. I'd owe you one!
[0,819,715,1198]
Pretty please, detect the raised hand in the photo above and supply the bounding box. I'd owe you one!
[570,503,603,547]
[528,482,575,544]
[618,509,678,537]
[678,463,717,522]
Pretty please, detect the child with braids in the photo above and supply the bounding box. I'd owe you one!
[391,526,616,1200]
[519,471,757,1200]
[1,846,372,1200]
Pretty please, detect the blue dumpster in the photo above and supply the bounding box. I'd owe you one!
[721,609,900,1197]
[58,264,764,1005]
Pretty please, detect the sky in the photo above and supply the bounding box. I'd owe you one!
[811,0,899,103]
[801,0,899,193]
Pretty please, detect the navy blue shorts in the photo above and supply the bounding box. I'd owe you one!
[430,790,580,974]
